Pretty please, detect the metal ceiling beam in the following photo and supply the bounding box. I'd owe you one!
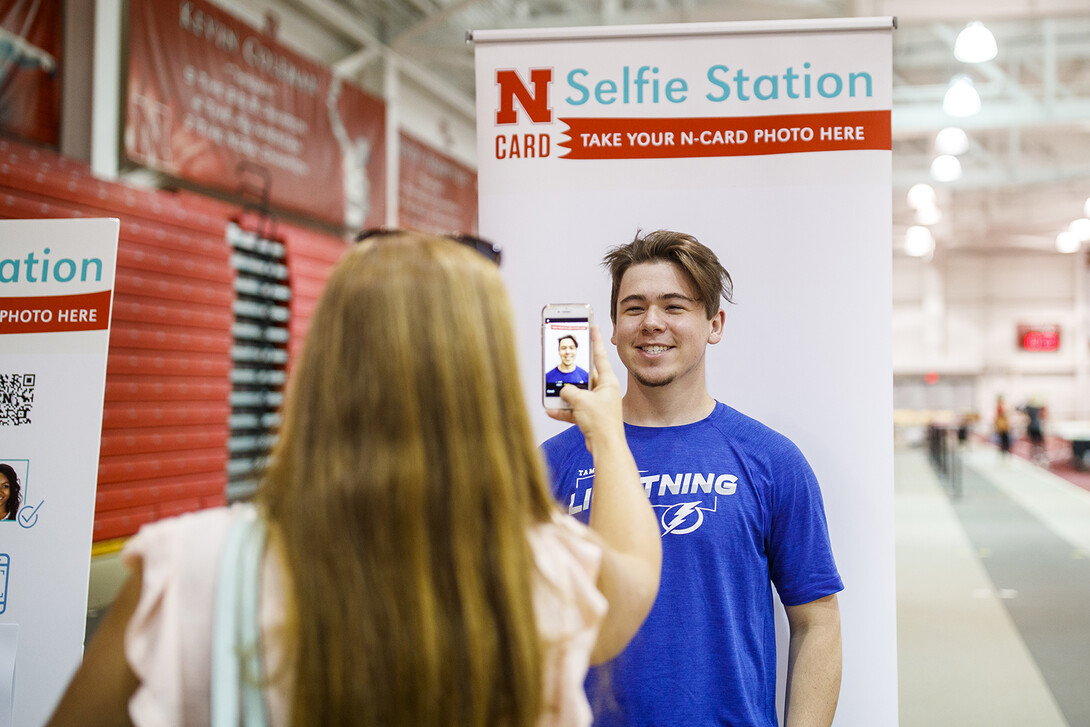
[289,0,476,117]
[332,46,382,75]
[393,0,438,18]
[393,43,476,69]
[392,0,488,49]
[892,98,1090,135]
[892,164,1090,190]
[862,0,1090,22]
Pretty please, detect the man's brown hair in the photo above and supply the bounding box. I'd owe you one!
[603,230,734,323]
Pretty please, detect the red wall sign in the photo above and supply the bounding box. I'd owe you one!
[398,131,478,235]
[124,0,386,228]
[1018,324,1060,352]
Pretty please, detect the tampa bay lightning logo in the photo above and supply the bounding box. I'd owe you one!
[655,498,718,536]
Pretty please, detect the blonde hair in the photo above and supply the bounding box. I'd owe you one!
[258,231,557,726]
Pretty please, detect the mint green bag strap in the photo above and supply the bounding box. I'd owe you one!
[212,505,270,727]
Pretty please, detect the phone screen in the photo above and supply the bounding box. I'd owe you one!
[543,305,592,409]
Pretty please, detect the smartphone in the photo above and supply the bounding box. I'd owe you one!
[542,304,593,409]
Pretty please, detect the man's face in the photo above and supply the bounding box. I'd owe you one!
[558,338,577,369]
[611,261,723,389]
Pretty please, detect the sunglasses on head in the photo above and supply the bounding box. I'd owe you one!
[354,228,502,266]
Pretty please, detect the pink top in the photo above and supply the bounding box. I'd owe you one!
[122,505,607,727]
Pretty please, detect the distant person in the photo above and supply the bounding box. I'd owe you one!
[995,396,1012,458]
[545,334,590,387]
[1020,397,1048,467]
[0,463,21,520]
[543,230,842,726]
[47,231,661,727]
[956,411,976,447]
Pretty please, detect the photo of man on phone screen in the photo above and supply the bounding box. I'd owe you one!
[545,334,589,390]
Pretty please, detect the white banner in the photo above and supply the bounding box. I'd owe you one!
[474,19,896,725]
[0,218,119,727]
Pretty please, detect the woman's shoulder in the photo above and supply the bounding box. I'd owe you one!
[120,504,252,572]
[527,514,607,618]
[529,514,601,568]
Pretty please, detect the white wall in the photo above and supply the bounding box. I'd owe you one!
[893,251,1090,421]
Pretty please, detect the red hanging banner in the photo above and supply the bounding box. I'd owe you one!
[124,0,386,228]
[0,0,62,146]
[398,132,478,234]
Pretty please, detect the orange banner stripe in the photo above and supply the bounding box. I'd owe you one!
[0,290,113,334]
[558,110,890,159]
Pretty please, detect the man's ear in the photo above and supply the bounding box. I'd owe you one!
[707,308,726,345]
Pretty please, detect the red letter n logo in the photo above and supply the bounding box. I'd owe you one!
[495,68,553,125]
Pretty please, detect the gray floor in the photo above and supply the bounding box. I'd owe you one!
[896,444,1090,727]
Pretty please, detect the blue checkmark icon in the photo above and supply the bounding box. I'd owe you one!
[18,500,43,529]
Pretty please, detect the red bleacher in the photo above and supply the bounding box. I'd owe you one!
[280,219,350,366]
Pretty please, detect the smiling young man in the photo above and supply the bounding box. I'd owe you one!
[545,334,590,386]
[542,230,844,726]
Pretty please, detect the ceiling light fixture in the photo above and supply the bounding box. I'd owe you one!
[935,127,969,155]
[930,155,962,182]
[1069,218,1090,242]
[954,21,998,63]
[1056,231,1080,254]
[943,75,981,117]
[905,226,935,257]
[906,183,937,209]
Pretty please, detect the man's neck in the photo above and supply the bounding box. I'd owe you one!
[621,377,716,427]
[558,362,576,373]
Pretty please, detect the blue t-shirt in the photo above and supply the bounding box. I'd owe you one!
[542,401,843,727]
[546,366,589,385]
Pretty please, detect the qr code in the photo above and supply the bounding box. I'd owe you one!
[0,374,35,426]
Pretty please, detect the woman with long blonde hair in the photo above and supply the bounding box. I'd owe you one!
[48,230,661,727]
